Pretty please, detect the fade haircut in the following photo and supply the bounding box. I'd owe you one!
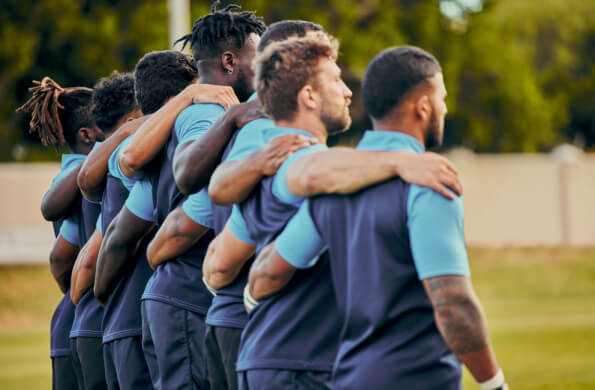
[258,20,322,52]
[134,50,197,114]
[175,2,266,61]
[362,46,442,120]
[253,33,339,121]
[92,71,138,134]
[16,77,94,149]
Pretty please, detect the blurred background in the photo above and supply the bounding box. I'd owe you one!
[0,0,594,389]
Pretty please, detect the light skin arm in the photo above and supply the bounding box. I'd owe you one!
[41,165,81,221]
[422,275,500,382]
[77,116,149,201]
[173,99,264,194]
[94,208,154,306]
[49,235,80,294]
[146,205,209,270]
[286,148,463,200]
[247,241,296,305]
[118,83,238,178]
[70,228,102,304]
[203,224,255,290]
[208,134,315,205]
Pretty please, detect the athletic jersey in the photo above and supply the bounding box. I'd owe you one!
[275,130,469,389]
[49,154,84,358]
[69,196,103,339]
[125,103,224,314]
[101,139,155,343]
[235,127,342,373]
[205,117,273,329]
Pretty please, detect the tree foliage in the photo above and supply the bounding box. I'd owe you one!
[2,0,593,160]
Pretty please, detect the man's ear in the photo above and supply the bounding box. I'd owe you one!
[414,95,431,121]
[296,85,317,112]
[221,51,237,74]
[77,127,96,145]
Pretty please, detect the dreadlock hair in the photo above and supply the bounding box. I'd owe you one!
[258,20,322,53]
[16,77,94,149]
[92,71,138,134]
[175,2,266,61]
[134,51,197,114]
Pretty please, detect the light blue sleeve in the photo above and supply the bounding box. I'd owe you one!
[182,188,213,228]
[174,103,226,150]
[224,118,272,162]
[228,205,255,245]
[124,180,155,222]
[272,143,328,205]
[407,186,470,279]
[276,200,326,269]
[95,213,103,234]
[108,136,137,190]
[59,216,80,247]
[51,155,85,185]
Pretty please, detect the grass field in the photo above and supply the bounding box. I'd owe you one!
[0,248,594,389]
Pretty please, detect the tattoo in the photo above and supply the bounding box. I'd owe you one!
[427,276,489,355]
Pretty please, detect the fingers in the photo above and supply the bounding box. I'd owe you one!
[434,183,456,201]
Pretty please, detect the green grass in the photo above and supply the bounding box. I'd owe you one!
[0,248,594,389]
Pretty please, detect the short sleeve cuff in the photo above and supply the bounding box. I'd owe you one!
[124,181,155,222]
[228,205,254,245]
[182,190,214,229]
[59,218,80,247]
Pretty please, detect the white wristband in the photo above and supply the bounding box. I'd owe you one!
[478,369,506,390]
[243,284,258,311]
[202,276,217,296]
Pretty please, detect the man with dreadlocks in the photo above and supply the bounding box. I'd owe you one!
[17,77,102,390]
[102,5,265,389]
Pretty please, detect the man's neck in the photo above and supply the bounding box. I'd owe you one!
[276,114,327,144]
[371,117,425,147]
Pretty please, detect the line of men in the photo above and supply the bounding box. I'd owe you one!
[20,5,508,390]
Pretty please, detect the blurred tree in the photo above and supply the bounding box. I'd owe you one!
[2,0,594,159]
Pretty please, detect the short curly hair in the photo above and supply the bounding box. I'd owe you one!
[92,71,138,134]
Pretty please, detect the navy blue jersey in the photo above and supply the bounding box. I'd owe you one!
[205,118,273,329]
[70,198,103,339]
[235,129,341,373]
[49,154,84,358]
[101,173,154,343]
[140,103,224,314]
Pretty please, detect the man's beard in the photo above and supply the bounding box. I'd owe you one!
[425,108,443,149]
[321,103,352,136]
[233,69,252,103]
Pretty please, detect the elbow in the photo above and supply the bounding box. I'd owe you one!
[433,293,481,326]
[118,149,142,176]
[146,240,159,270]
[207,182,226,205]
[76,167,100,201]
[173,160,193,195]
[41,201,58,221]
[93,283,109,306]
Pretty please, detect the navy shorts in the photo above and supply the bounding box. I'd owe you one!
[238,369,331,390]
[103,336,152,390]
[51,355,78,390]
[205,325,242,390]
[141,299,210,390]
[70,337,106,390]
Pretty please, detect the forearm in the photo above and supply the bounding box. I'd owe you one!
[53,268,72,294]
[173,110,238,194]
[287,148,404,196]
[70,265,94,304]
[208,152,264,205]
[425,277,500,382]
[41,165,82,220]
[146,229,200,270]
[78,123,139,200]
[248,244,295,301]
[94,237,135,305]
[119,93,192,177]
[203,242,245,290]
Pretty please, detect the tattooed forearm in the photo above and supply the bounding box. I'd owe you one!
[423,275,490,355]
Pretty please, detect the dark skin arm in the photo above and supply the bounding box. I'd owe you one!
[203,223,255,290]
[78,116,149,201]
[173,99,264,195]
[94,208,154,306]
[49,235,80,294]
[247,241,296,306]
[422,275,500,382]
[146,205,209,270]
[70,228,102,304]
[41,165,82,221]
[208,134,315,205]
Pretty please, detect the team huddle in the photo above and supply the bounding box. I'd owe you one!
[18,4,508,390]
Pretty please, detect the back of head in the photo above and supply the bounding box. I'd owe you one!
[258,20,322,52]
[362,46,442,120]
[253,33,339,122]
[16,77,94,150]
[134,50,197,114]
[176,2,266,62]
[92,71,138,134]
